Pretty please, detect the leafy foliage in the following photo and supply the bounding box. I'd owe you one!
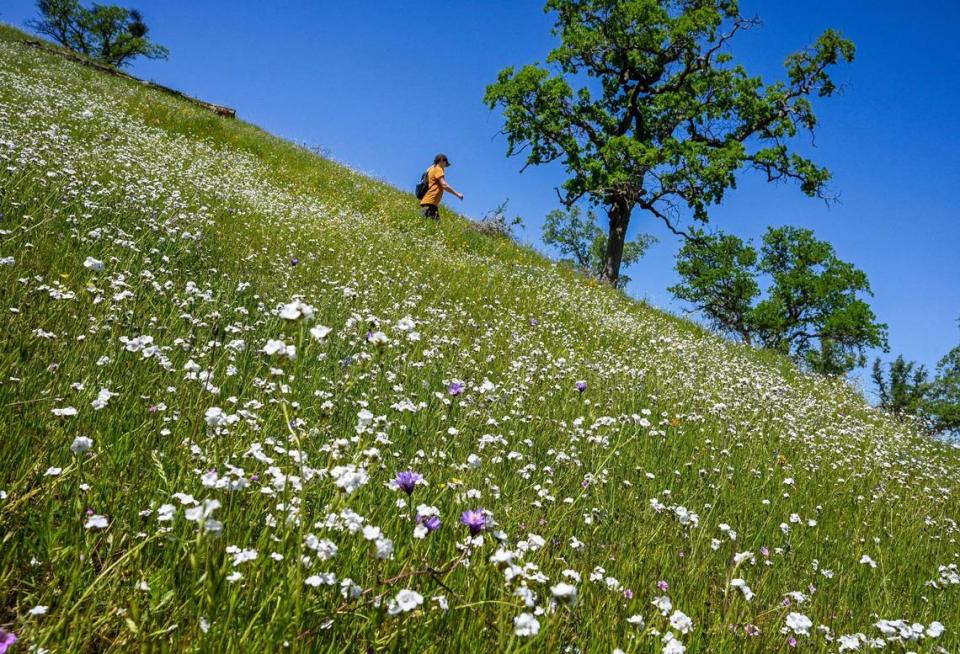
[670,230,758,344]
[872,355,931,420]
[27,0,168,67]
[670,226,887,374]
[928,326,960,436]
[485,0,854,285]
[542,205,656,288]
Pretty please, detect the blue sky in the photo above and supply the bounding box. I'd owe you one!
[4,1,959,387]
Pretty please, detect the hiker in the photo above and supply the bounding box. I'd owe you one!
[417,153,463,219]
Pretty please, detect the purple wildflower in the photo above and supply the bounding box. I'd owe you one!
[290,257,299,266]
[0,630,16,654]
[459,508,487,535]
[760,546,770,557]
[393,470,424,495]
[656,580,669,591]
[623,588,634,599]
[529,317,538,327]
[418,513,441,534]
[575,380,587,393]
[448,381,465,396]
[787,637,798,648]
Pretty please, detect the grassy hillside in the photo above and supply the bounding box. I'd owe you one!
[1,24,958,653]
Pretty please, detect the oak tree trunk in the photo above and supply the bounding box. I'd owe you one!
[600,200,630,286]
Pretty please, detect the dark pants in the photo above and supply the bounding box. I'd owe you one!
[420,204,439,219]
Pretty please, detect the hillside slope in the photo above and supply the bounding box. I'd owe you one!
[1,25,958,653]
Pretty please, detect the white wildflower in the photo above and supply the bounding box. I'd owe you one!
[83,256,104,271]
[310,325,332,341]
[84,514,108,529]
[550,582,578,605]
[786,612,813,636]
[513,612,540,637]
[387,589,424,615]
[70,436,93,454]
[669,610,693,634]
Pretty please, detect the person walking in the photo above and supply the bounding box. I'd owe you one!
[419,153,463,219]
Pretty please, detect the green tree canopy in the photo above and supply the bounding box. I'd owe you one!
[542,205,656,289]
[28,0,168,68]
[670,226,887,375]
[872,355,931,420]
[928,323,960,436]
[485,0,854,287]
[670,229,758,344]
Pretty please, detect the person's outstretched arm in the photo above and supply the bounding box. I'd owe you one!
[440,177,464,200]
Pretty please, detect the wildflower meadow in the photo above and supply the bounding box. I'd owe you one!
[0,24,958,653]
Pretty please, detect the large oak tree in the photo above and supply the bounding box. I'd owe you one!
[485,0,854,286]
[542,205,656,289]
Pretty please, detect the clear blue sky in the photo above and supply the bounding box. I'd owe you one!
[4,1,959,385]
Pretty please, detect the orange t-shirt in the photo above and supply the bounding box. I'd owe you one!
[420,164,445,206]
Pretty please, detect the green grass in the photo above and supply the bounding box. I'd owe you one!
[0,23,958,653]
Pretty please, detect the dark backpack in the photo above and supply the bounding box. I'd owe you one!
[415,170,430,200]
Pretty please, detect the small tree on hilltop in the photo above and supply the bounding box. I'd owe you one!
[670,226,887,375]
[485,0,854,287]
[872,355,931,420]
[543,205,656,289]
[28,0,168,68]
[475,200,524,238]
[670,230,758,344]
[928,321,960,436]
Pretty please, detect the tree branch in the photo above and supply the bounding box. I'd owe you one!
[637,199,694,240]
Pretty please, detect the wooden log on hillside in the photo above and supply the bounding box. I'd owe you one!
[21,38,237,119]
